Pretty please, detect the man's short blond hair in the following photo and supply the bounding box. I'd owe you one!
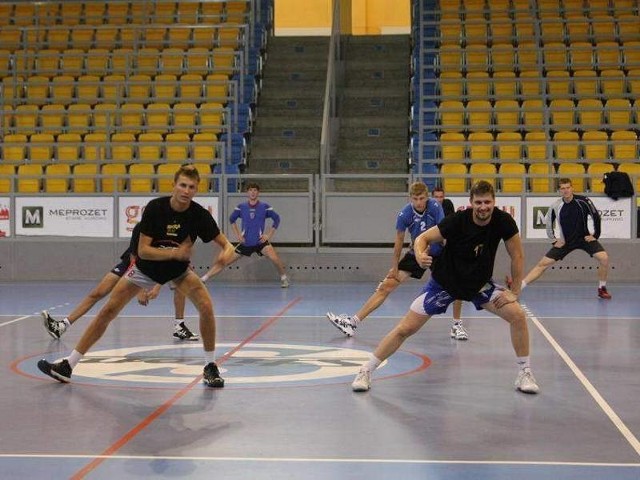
[409,181,428,196]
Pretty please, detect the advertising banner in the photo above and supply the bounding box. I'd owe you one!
[118,196,220,237]
[0,198,10,238]
[526,196,632,239]
[449,196,522,233]
[15,197,113,237]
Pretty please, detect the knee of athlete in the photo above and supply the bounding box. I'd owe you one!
[508,308,527,327]
[395,321,420,339]
[376,277,399,295]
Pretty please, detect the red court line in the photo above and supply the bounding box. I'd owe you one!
[69,296,302,480]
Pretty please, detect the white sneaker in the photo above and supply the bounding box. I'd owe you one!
[352,367,371,392]
[281,276,290,288]
[450,322,469,341]
[326,312,357,337]
[515,368,539,394]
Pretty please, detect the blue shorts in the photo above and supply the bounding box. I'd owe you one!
[410,278,502,316]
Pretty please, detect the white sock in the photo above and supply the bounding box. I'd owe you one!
[174,318,183,328]
[352,314,361,324]
[599,281,606,288]
[521,280,528,290]
[281,274,288,280]
[204,350,216,366]
[517,356,531,370]
[63,318,71,327]
[66,350,83,368]
[453,318,462,325]
[363,354,382,372]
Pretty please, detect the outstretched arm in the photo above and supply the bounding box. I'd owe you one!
[414,226,444,268]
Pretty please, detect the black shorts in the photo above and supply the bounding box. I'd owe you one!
[545,239,606,261]
[397,252,427,279]
[110,259,132,277]
[235,241,270,257]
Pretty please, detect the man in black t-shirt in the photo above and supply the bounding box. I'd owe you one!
[352,181,540,395]
[37,165,236,388]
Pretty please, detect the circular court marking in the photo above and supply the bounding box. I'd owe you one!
[18,342,430,389]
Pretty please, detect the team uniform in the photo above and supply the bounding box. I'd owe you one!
[395,199,445,278]
[411,208,519,316]
[110,223,141,276]
[230,200,280,256]
[544,194,605,260]
[126,196,220,288]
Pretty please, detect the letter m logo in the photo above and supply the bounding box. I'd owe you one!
[22,206,43,228]
[532,206,549,230]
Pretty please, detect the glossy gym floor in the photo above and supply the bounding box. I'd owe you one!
[1,279,639,479]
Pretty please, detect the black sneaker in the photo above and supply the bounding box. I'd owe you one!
[37,358,72,383]
[42,310,67,339]
[173,322,200,341]
[203,362,224,388]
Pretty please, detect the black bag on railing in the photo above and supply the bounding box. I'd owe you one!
[603,171,634,200]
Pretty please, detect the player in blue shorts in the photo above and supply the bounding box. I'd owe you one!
[200,182,290,287]
[352,181,539,395]
[326,182,467,338]
[41,223,199,341]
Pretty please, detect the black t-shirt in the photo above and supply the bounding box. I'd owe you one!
[119,222,141,261]
[136,197,220,284]
[432,208,519,301]
[442,198,455,217]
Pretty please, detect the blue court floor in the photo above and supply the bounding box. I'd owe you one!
[1,280,639,479]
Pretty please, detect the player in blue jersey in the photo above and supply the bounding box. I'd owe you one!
[201,182,290,287]
[326,181,463,337]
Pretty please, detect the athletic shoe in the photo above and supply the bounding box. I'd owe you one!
[281,276,290,288]
[352,367,372,392]
[326,312,357,337]
[597,287,612,300]
[450,322,469,341]
[515,368,539,394]
[42,310,67,339]
[173,322,200,341]
[37,358,72,383]
[203,362,225,388]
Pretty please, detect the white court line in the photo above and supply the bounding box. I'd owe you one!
[0,315,34,328]
[523,304,640,457]
[0,454,638,466]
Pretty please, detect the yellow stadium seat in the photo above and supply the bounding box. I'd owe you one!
[14,49,36,77]
[568,42,594,71]
[596,42,621,70]
[554,131,580,162]
[85,48,110,76]
[179,74,204,103]
[69,30,93,51]
[145,103,171,135]
[469,162,497,187]
[492,71,517,99]
[137,47,160,75]
[157,163,182,192]
[127,75,152,103]
[119,28,140,48]
[192,26,217,49]
[517,43,538,72]
[605,98,633,129]
[36,49,60,78]
[111,48,134,76]
[192,133,218,164]
[521,99,545,130]
[217,26,242,48]
[45,163,71,193]
[56,133,82,164]
[491,43,516,72]
[83,133,108,163]
[519,71,544,99]
[60,3,82,25]
[14,104,39,135]
[76,75,101,105]
[500,162,526,193]
[466,100,492,132]
[176,2,200,24]
[102,75,126,103]
[168,27,192,49]
[84,3,106,26]
[137,133,164,163]
[144,27,167,49]
[101,163,127,192]
[186,47,210,75]
[73,163,99,193]
[94,28,118,50]
[496,132,523,163]
[468,132,494,162]
[494,100,520,132]
[165,133,191,163]
[599,69,625,98]
[198,102,225,135]
[0,165,14,193]
[40,104,66,135]
[0,49,10,78]
[582,130,609,163]
[617,14,640,43]
[67,104,92,135]
[466,72,490,100]
[110,133,136,163]
[161,48,185,76]
[441,163,468,193]
[173,102,198,134]
[211,47,236,73]
[439,101,465,133]
[628,69,640,96]
[572,70,599,99]
[205,74,230,103]
[557,162,586,192]
[29,134,55,164]
[438,45,463,72]
[61,49,85,77]
[587,162,614,192]
[17,164,43,193]
[2,134,27,164]
[438,72,463,99]
[129,163,155,193]
[565,16,590,43]
[47,28,70,50]
[610,130,638,163]
[617,163,640,193]
[525,132,550,162]
[528,162,554,193]
[543,42,568,71]
[26,76,49,106]
[106,3,129,24]
[540,19,565,43]
[549,99,576,131]
[51,75,75,106]
[465,45,489,73]
[118,103,145,134]
[130,2,154,23]
[577,99,604,130]
[591,15,617,43]
[154,74,178,103]
[546,70,571,99]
